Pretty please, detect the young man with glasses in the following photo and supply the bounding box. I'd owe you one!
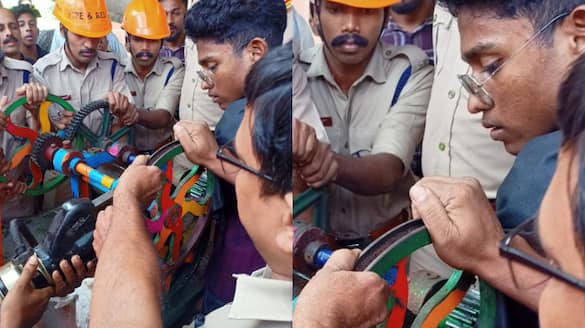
[172,0,287,320]
[296,0,585,325]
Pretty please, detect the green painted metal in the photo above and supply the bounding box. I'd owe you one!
[3,95,75,196]
[354,219,497,327]
[293,188,328,229]
[411,270,474,327]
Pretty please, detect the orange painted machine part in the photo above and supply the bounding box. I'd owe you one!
[421,289,467,328]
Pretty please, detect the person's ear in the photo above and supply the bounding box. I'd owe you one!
[561,6,585,56]
[275,193,293,255]
[59,23,65,38]
[125,35,131,53]
[244,37,269,63]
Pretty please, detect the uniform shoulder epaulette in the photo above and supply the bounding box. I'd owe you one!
[162,56,183,69]
[381,43,429,72]
[3,56,32,72]
[298,45,319,67]
[33,52,61,74]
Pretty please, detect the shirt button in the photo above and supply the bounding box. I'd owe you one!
[341,208,347,214]
[385,50,392,56]
[448,90,456,99]
[187,104,191,108]
[438,143,446,151]
[192,78,196,83]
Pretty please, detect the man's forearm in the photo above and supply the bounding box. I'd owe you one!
[334,153,404,195]
[474,245,544,311]
[136,109,173,129]
[90,201,162,327]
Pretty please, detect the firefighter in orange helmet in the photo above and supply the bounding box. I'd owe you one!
[121,0,185,153]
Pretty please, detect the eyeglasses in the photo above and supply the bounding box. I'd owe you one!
[458,12,570,108]
[216,140,274,182]
[197,69,215,88]
[499,217,585,292]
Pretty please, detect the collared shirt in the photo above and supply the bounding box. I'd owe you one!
[381,16,434,62]
[33,47,132,134]
[421,6,514,199]
[198,267,292,328]
[160,45,185,64]
[124,56,184,151]
[0,57,36,219]
[298,42,433,238]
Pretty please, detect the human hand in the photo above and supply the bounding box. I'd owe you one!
[52,109,74,130]
[293,249,389,328]
[0,181,26,203]
[51,255,96,297]
[410,177,505,273]
[293,119,337,188]
[107,92,137,125]
[16,83,48,113]
[113,155,163,208]
[0,95,9,133]
[93,205,114,258]
[173,121,218,167]
[0,255,53,328]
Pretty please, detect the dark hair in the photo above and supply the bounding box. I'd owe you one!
[243,43,292,196]
[159,0,188,8]
[10,3,39,20]
[438,0,585,43]
[185,0,286,54]
[557,53,585,256]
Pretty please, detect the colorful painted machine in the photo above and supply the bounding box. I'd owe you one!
[293,188,497,328]
[1,95,215,293]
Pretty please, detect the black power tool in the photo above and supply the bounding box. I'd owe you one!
[0,191,112,299]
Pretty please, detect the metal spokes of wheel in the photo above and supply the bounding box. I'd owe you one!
[64,99,134,150]
[1,95,75,196]
[146,141,216,288]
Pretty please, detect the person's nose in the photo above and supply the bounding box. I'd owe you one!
[467,93,492,114]
[341,11,360,34]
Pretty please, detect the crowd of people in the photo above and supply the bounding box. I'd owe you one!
[0,0,582,327]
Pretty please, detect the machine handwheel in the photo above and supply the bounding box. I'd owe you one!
[64,99,134,150]
[1,95,75,196]
[354,219,497,328]
[146,141,215,285]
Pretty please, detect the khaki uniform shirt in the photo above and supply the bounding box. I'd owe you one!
[33,47,132,134]
[186,267,291,328]
[124,56,184,151]
[421,7,514,199]
[299,42,433,238]
[0,58,36,219]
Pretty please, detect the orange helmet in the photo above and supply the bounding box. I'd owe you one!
[328,0,400,9]
[53,0,112,39]
[122,0,170,40]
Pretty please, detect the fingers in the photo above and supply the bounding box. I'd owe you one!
[71,255,87,279]
[300,143,337,187]
[17,255,40,284]
[320,248,360,273]
[16,83,48,106]
[409,184,451,239]
[0,95,8,108]
[131,154,149,166]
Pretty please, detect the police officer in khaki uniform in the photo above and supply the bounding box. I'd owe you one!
[33,0,136,210]
[0,54,48,220]
[122,0,184,153]
[33,0,136,134]
[297,0,433,245]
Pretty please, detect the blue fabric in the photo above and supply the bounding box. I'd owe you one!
[496,131,561,231]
